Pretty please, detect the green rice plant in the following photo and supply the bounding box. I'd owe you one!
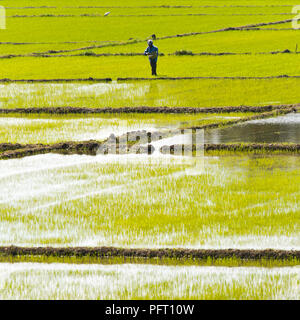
[1,54,300,79]
[0,255,299,267]
[4,4,297,18]
[1,13,287,44]
[0,263,298,299]
[0,0,299,301]
[1,80,300,109]
[0,112,254,144]
[89,30,300,55]
[0,155,299,248]
[2,0,299,7]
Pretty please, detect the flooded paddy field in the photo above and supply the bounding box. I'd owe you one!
[206,112,300,144]
[2,80,300,110]
[0,112,255,144]
[0,263,298,300]
[1,0,300,300]
[0,153,299,249]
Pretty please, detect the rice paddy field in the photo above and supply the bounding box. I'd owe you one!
[0,0,299,301]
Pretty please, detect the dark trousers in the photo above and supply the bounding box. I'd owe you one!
[150,59,157,75]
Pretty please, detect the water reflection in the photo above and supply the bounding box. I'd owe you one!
[205,113,300,144]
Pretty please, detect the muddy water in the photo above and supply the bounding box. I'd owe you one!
[205,113,300,144]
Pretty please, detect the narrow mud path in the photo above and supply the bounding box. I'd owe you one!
[0,78,112,83]
[118,75,300,80]
[0,105,296,115]
[2,142,300,160]
[161,143,300,154]
[1,50,297,60]
[0,140,154,160]
[1,76,300,82]
[0,246,299,260]
[8,13,294,18]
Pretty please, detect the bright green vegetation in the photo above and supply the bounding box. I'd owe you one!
[1,255,299,267]
[0,154,299,248]
[0,263,298,299]
[2,28,299,57]
[1,80,300,109]
[0,112,255,144]
[88,30,300,55]
[2,29,300,57]
[0,0,299,81]
[1,14,286,44]
[2,0,299,7]
[1,54,300,79]
[0,0,299,300]
[4,6,296,17]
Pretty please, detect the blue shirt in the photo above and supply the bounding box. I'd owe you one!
[144,45,158,62]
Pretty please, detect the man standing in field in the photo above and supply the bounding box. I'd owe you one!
[144,39,158,76]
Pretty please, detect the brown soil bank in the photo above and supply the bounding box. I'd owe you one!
[161,143,300,154]
[0,140,103,159]
[0,50,296,60]
[0,140,154,160]
[118,75,300,81]
[0,246,299,260]
[0,52,165,59]
[2,142,300,161]
[0,143,46,152]
[0,105,297,115]
[170,49,295,56]
[0,78,112,83]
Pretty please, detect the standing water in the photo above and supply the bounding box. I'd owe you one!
[205,113,300,144]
